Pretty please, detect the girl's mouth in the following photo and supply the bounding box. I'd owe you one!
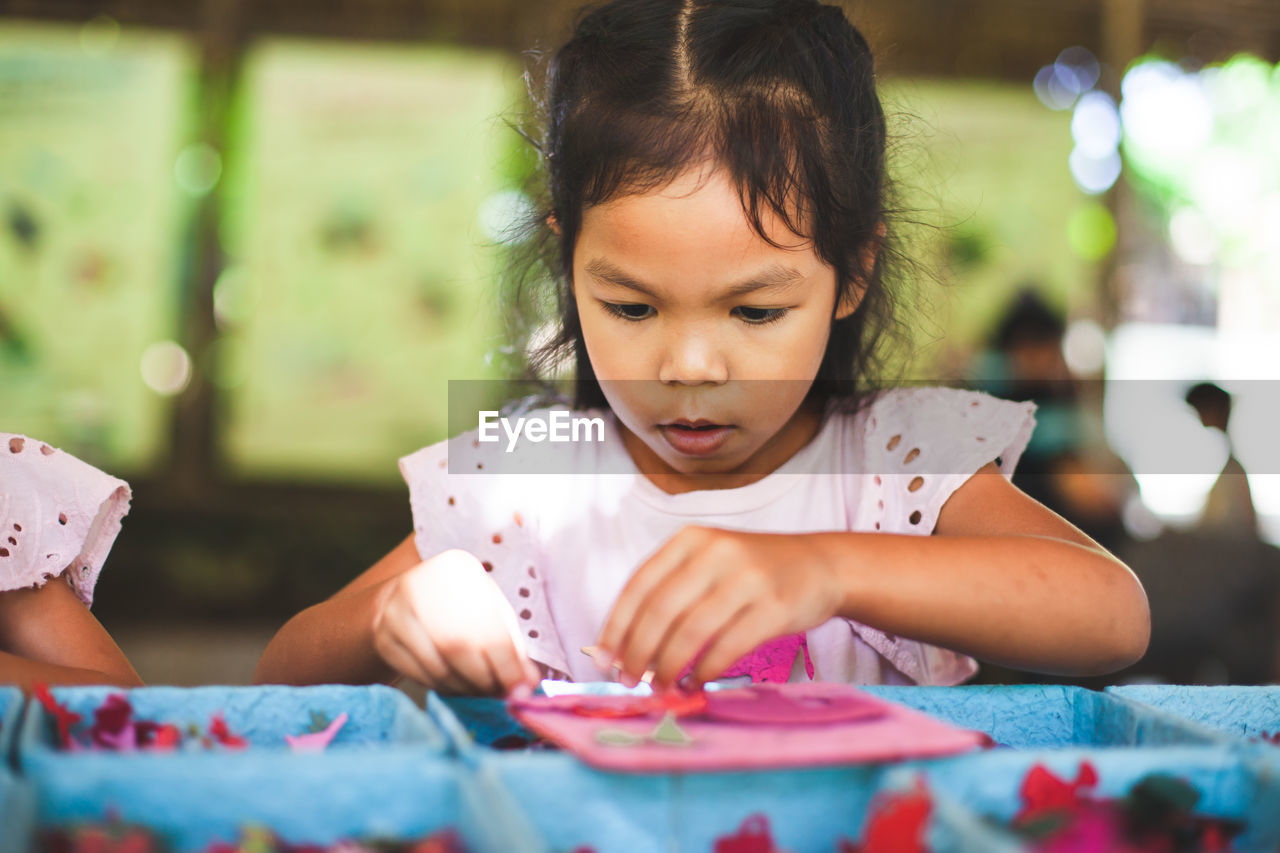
[658,420,735,456]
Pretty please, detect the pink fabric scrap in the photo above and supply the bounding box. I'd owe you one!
[678,633,815,684]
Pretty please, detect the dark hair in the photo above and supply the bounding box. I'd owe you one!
[991,287,1066,352]
[1185,381,1231,417]
[505,0,905,411]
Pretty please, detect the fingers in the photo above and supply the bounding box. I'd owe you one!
[384,603,488,694]
[611,560,720,685]
[597,527,706,665]
[648,584,757,687]
[690,606,772,686]
[373,559,532,696]
[376,629,469,695]
[482,645,535,695]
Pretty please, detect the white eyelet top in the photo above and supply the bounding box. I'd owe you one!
[399,386,1036,686]
[0,434,131,606]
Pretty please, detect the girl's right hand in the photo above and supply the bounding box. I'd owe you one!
[370,549,541,696]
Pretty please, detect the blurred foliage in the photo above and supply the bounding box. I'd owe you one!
[881,80,1091,377]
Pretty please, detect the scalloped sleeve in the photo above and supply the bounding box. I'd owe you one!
[860,386,1038,535]
[399,437,571,677]
[0,434,131,607]
[841,387,1037,684]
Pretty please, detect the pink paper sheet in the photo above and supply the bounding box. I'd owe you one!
[509,682,987,772]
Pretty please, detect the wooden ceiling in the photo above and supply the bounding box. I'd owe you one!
[0,0,1276,80]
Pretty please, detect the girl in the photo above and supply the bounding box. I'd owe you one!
[1,433,143,691]
[254,0,1149,694]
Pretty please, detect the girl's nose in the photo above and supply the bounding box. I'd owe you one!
[658,328,729,385]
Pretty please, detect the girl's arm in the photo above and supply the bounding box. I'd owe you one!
[253,534,420,686]
[254,535,539,694]
[601,462,1150,685]
[824,462,1149,676]
[0,573,143,692]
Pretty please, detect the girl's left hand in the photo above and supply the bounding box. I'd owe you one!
[595,526,842,688]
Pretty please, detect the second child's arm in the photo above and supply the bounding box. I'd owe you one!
[0,574,143,692]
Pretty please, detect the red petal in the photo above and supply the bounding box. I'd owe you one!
[862,782,932,853]
[713,813,779,853]
[1073,761,1099,791]
[207,713,248,749]
[33,682,82,749]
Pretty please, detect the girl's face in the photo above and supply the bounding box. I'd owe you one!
[572,165,858,492]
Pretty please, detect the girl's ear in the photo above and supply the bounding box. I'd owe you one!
[547,212,562,236]
[834,222,885,320]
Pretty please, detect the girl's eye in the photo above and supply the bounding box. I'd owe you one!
[733,306,789,325]
[602,302,655,321]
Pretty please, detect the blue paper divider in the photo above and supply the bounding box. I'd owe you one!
[19,684,545,853]
[0,767,36,853]
[432,694,541,754]
[1,687,22,770]
[886,746,1280,852]
[476,748,901,853]
[1108,685,1280,747]
[861,684,1230,748]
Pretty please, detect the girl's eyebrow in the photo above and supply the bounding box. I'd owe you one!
[583,258,805,299]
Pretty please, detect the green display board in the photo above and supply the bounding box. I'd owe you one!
[0,20,194,472]
[217,39,520,484]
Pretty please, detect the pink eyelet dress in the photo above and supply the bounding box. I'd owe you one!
[399,386,1036,686]
[0,434,131,607]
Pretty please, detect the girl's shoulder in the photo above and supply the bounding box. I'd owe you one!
[0,433,131,606]
[858,385,1037,469]
[850,387,1038,533]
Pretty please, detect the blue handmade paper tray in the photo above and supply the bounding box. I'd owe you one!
[427,681,1243,853]
[862,684,1229,748]
[892,746,1280,852]
[1109,684,1280,747]
[18,684,545,853]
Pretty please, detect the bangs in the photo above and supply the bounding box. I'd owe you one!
[558,87,856,270]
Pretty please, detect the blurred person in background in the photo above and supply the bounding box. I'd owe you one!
[1185,381,1258,537]
[978,288,1133,557]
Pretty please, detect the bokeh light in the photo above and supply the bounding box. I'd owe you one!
[1069,147,1122,195]
[1120,61,1213,177]
[1062,318,1107,376]
[1066,202,1117,260]
[140,341,193,396]
[174,143,223,196]
[1168,207,1218,266]
[1034,46,1101,111]
[212,265,256,330]
[1071,92,1121,158]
